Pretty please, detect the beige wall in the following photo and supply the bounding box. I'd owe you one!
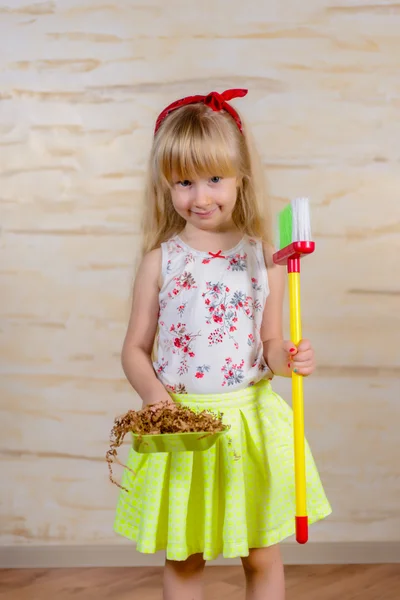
[1,1,399,554]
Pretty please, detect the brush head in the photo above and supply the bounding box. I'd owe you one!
[276,197,312,250]
[273,197,315,268]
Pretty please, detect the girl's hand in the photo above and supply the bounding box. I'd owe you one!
[284,339,315,376]
[263,338,315,377]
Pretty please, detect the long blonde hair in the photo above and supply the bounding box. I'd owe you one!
[141,101,272,256]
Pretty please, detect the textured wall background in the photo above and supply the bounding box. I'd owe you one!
[1,0,399,551]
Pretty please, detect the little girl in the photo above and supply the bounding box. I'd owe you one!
[114,89,331,599]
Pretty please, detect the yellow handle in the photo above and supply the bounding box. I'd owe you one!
[288,272,307,517]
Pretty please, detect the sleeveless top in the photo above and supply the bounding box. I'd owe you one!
[153,234,273,394]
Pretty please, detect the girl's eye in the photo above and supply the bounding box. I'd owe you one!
[178,180,191,187]
[210,176,221,183]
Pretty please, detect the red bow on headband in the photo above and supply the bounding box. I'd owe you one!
[154,88,248,135]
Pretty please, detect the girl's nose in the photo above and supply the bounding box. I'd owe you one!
[193,185,211,208]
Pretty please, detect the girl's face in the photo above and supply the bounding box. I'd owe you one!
[170,175,238,231]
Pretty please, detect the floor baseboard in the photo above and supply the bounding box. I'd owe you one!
[1,542,399,568]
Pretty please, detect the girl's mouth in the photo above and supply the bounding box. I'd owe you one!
[192,208,217,218]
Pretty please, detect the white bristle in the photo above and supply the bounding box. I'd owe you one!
[292,197,311,242]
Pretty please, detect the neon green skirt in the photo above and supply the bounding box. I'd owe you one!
[114,380,331,561]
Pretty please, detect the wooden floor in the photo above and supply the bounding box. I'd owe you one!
[1,565,399,599]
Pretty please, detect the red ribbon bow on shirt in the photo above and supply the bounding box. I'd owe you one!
[154,88,248,134]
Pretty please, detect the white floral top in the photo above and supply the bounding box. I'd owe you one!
[153,234,273,394]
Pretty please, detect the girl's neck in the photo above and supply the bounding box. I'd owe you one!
[178,225,244,253]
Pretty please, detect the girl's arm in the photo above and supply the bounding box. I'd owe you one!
[260,244,315,378]
[260,244,290,377]
[121,249,172,408]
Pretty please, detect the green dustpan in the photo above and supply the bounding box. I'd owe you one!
[132,428,229,454]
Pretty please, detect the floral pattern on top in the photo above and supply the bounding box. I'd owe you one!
[165,382,188,394]
[202,282,262,350]
[228,253,247,271]
[155,235,271,393]
[168,271,197,299]
[159,321,201,376]
[221,357,245,387]
[195,364,211,379]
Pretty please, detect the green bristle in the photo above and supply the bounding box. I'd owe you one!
[277,204,293,250]
[276,198,312,248]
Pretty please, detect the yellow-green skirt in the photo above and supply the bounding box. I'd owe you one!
[114,380,331,561]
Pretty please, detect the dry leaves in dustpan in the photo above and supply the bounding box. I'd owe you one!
[106,400,226,491]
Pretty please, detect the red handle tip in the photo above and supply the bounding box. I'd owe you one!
[296,516,308,544]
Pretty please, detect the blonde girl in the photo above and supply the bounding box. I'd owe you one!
[114,89,331,600]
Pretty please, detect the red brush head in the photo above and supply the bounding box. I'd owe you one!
[273,241,315,273]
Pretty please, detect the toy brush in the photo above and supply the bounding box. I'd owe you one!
[273,197,315,544]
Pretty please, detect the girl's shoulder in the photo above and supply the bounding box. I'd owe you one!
[139,247,163,289]
[163,234,187,254]
[245,235,276,270]
[260,241,277,270]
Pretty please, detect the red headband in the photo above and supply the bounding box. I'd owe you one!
[154,88,248,135]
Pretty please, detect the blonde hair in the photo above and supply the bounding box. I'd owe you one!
[141,102,272,256]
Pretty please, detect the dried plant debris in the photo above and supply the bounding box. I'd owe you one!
[106,400,226,490]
